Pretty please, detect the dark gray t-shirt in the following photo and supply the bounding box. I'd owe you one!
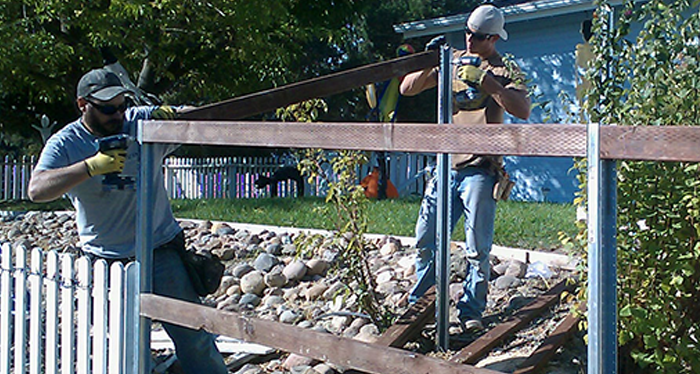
[35,107,181,259]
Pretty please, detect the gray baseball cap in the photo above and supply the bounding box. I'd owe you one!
[466,5,508,41]
[76,68,131,101]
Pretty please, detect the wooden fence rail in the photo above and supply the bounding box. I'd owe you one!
[141,121,700,162]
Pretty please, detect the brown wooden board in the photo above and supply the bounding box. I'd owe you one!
[140,294,503,374]
[374,286,437,348]
[449,280,569,365]
[141,121,586,157]
[513,310,582,374]
[601,125,700,162]
[140,121,700,162]
[178,51,438,120]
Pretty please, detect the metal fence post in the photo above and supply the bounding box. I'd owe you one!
[588,6,618,374]
[136,120,154,374]
[435,43,453,351]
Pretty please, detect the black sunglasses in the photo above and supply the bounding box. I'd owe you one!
[86,98,128,115]
[465,28,492,41]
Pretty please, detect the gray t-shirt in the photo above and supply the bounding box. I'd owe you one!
[35,107,181,259]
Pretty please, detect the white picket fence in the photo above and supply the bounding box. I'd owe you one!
[0,242,139,374]
[1,156,36,201]
[0,153,432,202]
[163,152,433,200]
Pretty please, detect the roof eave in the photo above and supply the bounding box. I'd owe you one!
[394,0,626,39]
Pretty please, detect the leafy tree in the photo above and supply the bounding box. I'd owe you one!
[1,1,483,153]
[566,0,700,372]
[0,0,372,148]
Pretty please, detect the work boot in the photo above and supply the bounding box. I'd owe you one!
[460,319,484,333]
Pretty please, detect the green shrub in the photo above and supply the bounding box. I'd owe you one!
[570,1,700,372]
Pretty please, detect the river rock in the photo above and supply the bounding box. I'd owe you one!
[305,259,329,276]
[264,269,287,288]
[226,284,242,297]
[323,281,347,300]
[281,244,297,256]
[492,261,510,276]
[283,260,307,282]
[254,253,280,273]
[380,242,399,256]
[263,295,285,308]
[240,270,266,295]
[265,242,282,255]
[232,263,255,279]
[313,363,336,374]
[239,293,261,307]
[282,353,314,370]
[505,260,528,278]
[495,274,522,290]
[305,283,328,301]
[279,310,301,324]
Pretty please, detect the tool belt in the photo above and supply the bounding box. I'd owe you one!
[493,164,515,201]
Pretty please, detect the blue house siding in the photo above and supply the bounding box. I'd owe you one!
[500,11,590,203]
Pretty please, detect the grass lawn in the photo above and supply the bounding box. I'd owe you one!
[1,196,577,251]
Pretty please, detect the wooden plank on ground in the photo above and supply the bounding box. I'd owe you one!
[512,308,582,374]
[178,51,438,120]
[141,121,700,162]
[140,294,503,374]
[375,286,436,348]
[449,280,569,365]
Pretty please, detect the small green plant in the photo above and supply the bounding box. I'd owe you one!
[276,99,391,326]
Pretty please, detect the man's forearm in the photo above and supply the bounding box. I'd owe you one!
[481,76,531,120]
[28,163,90,202]
[399,68,437,96]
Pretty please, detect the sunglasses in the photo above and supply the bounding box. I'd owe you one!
[86,99,128,115]
[465,28,492,41]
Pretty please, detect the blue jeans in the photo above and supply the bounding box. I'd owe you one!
[409,166,497,322]
[153,234,227,374]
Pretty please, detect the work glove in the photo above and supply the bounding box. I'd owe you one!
[84,150,127,177]
[425,35,446,51]
[151,105,177,120]
[457,65,487,86]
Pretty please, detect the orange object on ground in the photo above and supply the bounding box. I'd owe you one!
[361,168,399,199]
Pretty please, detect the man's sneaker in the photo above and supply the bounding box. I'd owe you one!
[460,319,484,332]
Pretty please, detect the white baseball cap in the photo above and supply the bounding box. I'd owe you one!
[466,5,508,41]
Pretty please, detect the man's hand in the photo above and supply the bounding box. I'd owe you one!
[151,105,177,120]
[425,35,446,51]
[84,150,126,177]
[457,65,487,86]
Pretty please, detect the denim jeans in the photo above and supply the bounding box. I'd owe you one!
[409,166,497,322]
[153,233,227,374]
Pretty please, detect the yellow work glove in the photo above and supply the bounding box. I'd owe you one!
[84,150,127,177]
[457,65,487,86]
[151,105,177,120]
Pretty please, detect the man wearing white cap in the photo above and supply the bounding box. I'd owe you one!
[400,4,530,332]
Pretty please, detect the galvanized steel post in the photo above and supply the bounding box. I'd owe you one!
[587,6,618,374]
[435,44,453,351]
[136,120,155,374]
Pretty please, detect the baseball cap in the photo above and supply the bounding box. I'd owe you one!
[76,68,131,101]
[466,5,508,41]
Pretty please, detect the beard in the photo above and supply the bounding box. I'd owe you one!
[84,110,124,137]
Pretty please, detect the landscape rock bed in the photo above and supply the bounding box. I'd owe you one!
[1,211,585,373]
